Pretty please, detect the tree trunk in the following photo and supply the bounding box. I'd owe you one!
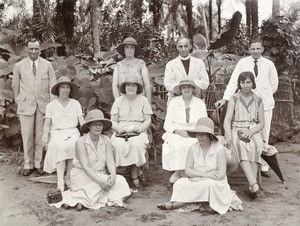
[272,0,280,17]
[90,0,100,54]
[185,0,193,41]
[245,0,251,38]
[251,0,258,38]
[150,0,163,28]
[208,0,212,40]
[216,0,222,33]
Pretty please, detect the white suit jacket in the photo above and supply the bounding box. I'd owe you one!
[12,57,57,115]
[223,56,278,110]
[164,56,209,97]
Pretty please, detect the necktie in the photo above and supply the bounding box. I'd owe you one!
[186,107,190,123]
[32,61,36,76]
[254,60,258,77]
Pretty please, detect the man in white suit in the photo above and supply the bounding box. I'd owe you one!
[215,38,278,178]
[12,38,57,176]
[164,37,209,103]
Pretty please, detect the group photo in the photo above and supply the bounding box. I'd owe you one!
[0,0,300,225]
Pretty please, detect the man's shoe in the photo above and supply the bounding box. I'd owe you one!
[261,171,271,178]
[20,169,34,176]
[34,168,45,176]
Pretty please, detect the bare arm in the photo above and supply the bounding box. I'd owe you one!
[112,66,120,100]
[41,117,51,148]
[132,114,151,133]
[185,148,206,178]
[105,139,116,186]
[111,113,125,133]
[223,97,235,145]
[141,63,152,103]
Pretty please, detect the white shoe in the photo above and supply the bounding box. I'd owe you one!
[169,171,181,184]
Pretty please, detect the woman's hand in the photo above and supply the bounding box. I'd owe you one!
[132,125,144,133]
[41,134,49,149]
[98,177,113,191]
[225,133,232,146]
[205,171,219,180]
[115,127,126,134]
[174,129,189,138]
[108,175,116,187]
[241,130,252,140]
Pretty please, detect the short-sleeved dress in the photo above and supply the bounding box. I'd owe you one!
[114,59,147,96]
[170,142,242,215]
[110,95,153,167]
[230,92,264,163]
[43,98,82,173]
[51,133,131,209]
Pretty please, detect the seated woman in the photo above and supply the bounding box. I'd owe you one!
[112,37,151,103]
[52,109,131,210]
[224,71,264,198]
[110,74,153,188]
[42,76,85,192]
[157,117,242,214]
[162,78,207,183]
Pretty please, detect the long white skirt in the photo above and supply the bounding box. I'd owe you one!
[44,128,80,173]
[162,133,197,171]
[111,132,148,167]
[51,167,131,209]
[171,177,242,214]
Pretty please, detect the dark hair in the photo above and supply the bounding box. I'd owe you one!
[250,37,263,45]
[237,71,256,90]
[26,38,40,46]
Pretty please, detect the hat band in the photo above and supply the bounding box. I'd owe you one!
[193,125,214,134]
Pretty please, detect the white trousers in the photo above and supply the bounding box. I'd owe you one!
[261,110,273,171]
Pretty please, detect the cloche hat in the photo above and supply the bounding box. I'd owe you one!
[173,78,200,95]
[119,74,143,94]
[116,37,141,57]
[81,109,112,133]
[51,76,79,98]
[187,117,218,141]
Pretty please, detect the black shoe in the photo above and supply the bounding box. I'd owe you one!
[34,168,45,176]
[261,171,271,178]
[19,169,34,176]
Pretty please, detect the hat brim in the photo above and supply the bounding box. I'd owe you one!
[173,83,201,96]
[80,119,112,134]
[187,130,218,141]
[51,82,79,98]
[119,82,143,94]
[116,43,141,57]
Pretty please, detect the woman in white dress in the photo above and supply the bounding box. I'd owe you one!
[52,109,131,211]
[157,117,242,214]
[42,76,85,192]
[162,78,207,183]
[110,74,153,188]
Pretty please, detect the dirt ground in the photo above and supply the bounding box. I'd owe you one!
[0,132,300,226]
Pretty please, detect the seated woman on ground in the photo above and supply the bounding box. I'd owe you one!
[51,109,131,211]
[223,71,264,198]
[162,77,207,184]
[112,37,151,103]
[42,76,85,192]
[110,74,153,188]
[157,117,242,215]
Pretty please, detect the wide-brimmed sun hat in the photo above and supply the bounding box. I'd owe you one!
[81,109,112,133]
[119,74,143,94]
[116,37,141,57]
[187,117,218,141]
[51,76,79,98]
[173,78,201,95]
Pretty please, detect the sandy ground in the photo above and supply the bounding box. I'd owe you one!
[0,133,300,226]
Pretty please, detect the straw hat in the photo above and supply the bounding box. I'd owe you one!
[172,78,200,95]
[119,74,143,94]
[51,76,79,98]
[116,37,141,57]
[81,109,112,133]
[187,117,218,141]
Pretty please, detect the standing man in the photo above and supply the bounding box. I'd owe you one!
[12,38,57,176]
[215,38,278,178]
[164,37,209,103]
